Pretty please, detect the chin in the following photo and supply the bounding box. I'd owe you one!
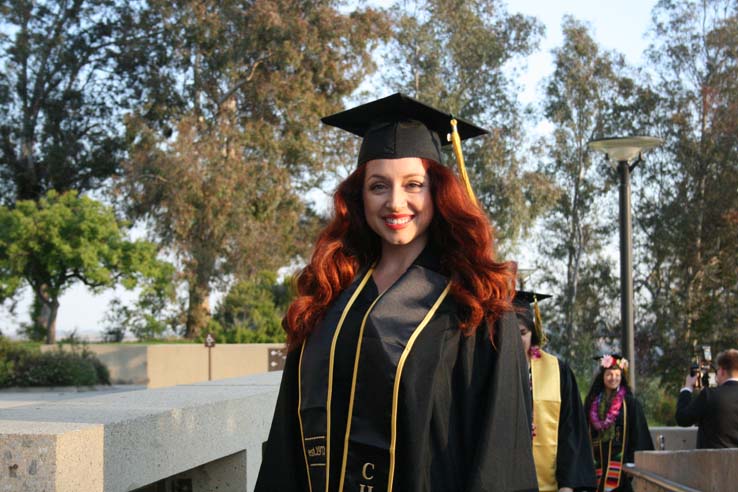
[387,238,412,246]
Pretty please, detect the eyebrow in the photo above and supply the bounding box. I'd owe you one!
[365,173,426,180]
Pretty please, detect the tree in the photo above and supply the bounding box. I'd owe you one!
[0,190,173,343]
[535,17,645,378]
[210,270,293,343]
[123,109,309,338]
[379,0,551,254]
[636,0,738,389]
[0,0,150,332]
[0,0,143,203]
[117,0,389,338]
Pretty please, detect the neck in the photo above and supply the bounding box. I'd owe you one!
[720,373,738,385]
[373,236,428,292]
[604,387,617,398]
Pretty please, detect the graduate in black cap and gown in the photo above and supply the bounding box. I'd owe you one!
[515,291,597,492]
[584,354,653,492]
[255,93,537,492]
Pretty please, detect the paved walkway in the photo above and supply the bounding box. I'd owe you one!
[0,385,147,409]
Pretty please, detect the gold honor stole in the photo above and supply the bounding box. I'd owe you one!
[531,349,562,491]
[297,265,449,492]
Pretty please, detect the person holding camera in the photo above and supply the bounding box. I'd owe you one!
[675,348,738,449]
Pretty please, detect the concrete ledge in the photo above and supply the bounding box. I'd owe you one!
[42,343,286,388]
[649,426,698,450]
[635,448,738,491]
[0,421,104,492]
[624,465,701,492]
[0,371,281,491]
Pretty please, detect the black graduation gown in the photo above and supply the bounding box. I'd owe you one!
[552,359,597,491]
[255,250,537,492]
[588,392,653,492]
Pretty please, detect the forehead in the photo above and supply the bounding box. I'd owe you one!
[604,368,622,376]
[364,157,427,178]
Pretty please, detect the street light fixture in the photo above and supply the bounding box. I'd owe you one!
[588,136,663,393]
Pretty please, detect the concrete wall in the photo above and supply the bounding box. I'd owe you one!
[40,344,149,385]
[649,426,697,451]
[634,448,738,491]
[145,344,209,388]
[0,421,104,492]
[0,372,281,491]
[41,343,286,388]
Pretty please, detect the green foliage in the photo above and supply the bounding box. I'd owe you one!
[534,17,640,366]
[381,0,549,254]
[17,297,48,341]
[117,0,389,338]
[0,190,174,343]
[0,336,110,387]
[208,271,292,343]
[0,0,144,204]
[635,0,738,388]
[102,276,180,342]
[638,375,677,427]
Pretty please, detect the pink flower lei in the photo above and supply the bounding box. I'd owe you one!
[528,345,542,360]
[589,385,626,431]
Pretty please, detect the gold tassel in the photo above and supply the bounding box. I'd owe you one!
[533,294,547,346]
[449,118,477,205]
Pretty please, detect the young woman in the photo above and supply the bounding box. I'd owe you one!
[584,355,653,492]
[255,93,537,492]
[516,291,596,492]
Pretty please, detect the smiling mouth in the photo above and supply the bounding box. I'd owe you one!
[384,216,413,225]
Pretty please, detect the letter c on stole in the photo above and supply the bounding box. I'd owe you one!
[361,462,375,481]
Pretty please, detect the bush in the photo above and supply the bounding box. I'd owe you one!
[198,319,287,344]
[18,351,98,386]
[0,337,33,387]
[88,354,111,385]
[639,375,678,426]
[0,336,110,387]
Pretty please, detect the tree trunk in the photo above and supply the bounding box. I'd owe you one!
[185,277,211,339]
[33,285,58,344]
[45,299,59,345]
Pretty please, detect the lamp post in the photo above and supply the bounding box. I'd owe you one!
[587,136,663,393]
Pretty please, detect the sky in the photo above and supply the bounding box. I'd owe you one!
[512,0,657,104]
[0,0,659,340]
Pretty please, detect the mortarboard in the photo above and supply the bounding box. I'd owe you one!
[321,93,488,202]
[514,290,552,346]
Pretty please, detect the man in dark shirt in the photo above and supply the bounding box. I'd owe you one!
[675,348,738,449]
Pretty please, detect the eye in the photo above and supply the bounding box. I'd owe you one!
[368,181,388,192]
[406,180,425,190]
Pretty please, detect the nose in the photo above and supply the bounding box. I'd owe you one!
[386,184,407,211]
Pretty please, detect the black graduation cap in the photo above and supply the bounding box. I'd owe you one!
[513,290,552,346]
[321,93,489,166]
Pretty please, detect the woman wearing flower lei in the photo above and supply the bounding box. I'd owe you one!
[583,354,653,492]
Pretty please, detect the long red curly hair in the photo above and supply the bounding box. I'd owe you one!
[284,158,516,350]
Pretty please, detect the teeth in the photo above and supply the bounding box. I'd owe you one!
[385,216,411,225]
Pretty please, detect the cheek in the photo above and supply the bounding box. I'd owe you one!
[362,191,382,221]
[521,333,532,351]
[415,193,434,221]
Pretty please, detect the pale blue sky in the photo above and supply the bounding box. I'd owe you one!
[513,0,657,106]
[1,0,658,339]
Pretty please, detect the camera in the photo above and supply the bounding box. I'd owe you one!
[691,345,716,389]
